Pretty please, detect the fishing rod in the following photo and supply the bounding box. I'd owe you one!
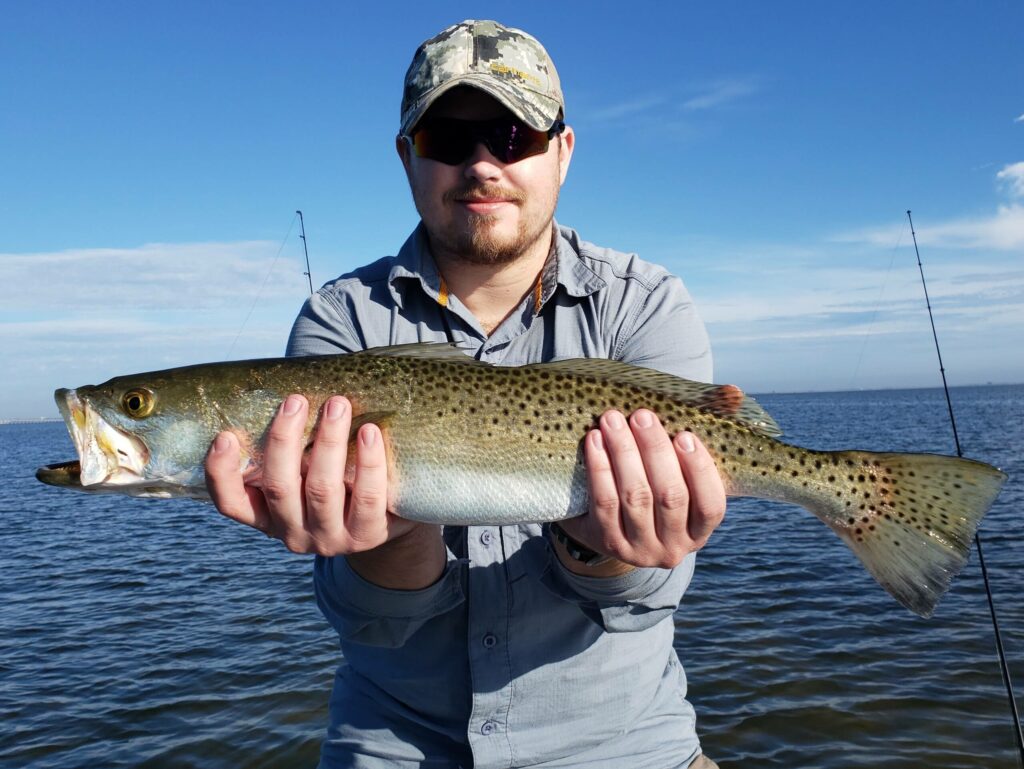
[297,209,314,296]
[907,210,1024,767]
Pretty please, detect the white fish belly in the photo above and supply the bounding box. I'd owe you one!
[394,460,589,525]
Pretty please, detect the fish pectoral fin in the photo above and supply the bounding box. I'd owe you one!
[345,411,399,500]
[349,411,397,442]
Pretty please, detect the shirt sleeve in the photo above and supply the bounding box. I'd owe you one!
[286,289,364,356]
[615,273,713,383]
[313,552,468,649]
[542,271,713,631]
[539,544,697,632]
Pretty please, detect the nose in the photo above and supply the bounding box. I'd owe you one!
[463,141,503,183]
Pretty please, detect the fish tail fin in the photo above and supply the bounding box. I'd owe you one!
[811,451,1006,617]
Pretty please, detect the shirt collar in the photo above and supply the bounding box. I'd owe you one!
[386,220,607,313]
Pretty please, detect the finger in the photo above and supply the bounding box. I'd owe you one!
[629,409,690,552]
[600,409,655,548]
[344,423,390,551]
[204,431,272,533]
[260,394,311,551]
[674,431,727,549]
[303,396,351,550]
[581,427,624,553]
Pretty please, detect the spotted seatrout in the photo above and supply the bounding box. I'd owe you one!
[37,344,1006,617]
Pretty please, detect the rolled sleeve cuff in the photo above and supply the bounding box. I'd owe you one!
[314,550,467,648]
[540,538,696,632]
[554,560,672,602]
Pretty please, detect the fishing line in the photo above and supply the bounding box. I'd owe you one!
[227,212,299,359]
[849,226,903,388]
[907,209,1024,767]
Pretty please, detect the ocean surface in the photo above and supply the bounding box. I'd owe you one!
[1,385,1021,768]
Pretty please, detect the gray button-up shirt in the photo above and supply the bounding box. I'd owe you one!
[287,222,713,769]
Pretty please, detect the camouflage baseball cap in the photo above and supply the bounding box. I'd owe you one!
[400,20,564,136]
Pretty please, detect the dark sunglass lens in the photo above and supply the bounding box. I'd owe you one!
[412,118,554,165]
[485,121,549,163]
[412,121,474,165]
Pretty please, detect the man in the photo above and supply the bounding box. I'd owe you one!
[205,20,725,769]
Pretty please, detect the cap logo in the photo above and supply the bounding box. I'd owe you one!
[489,61,541,88]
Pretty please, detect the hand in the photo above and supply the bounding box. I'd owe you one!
[559,408,726,570]
[204,394,425,557]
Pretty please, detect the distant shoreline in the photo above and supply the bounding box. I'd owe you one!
[751,381,1024,397]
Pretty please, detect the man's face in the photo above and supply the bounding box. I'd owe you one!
[397,87,574,265]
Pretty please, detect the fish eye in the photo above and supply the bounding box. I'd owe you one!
[121,388,155,418]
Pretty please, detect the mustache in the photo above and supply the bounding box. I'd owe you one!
[443,183,525,205]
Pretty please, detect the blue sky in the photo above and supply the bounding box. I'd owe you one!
[2,2,1022,419]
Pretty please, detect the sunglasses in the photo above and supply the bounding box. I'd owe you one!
[406,117,566,166]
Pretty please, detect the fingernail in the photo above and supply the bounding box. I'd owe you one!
[325,397,346,421]
[632,410,654,429]
[605,411,626,430]
[213,433,232,453]
[281,395,303,416]
[590,430,604,452]
[678,431,696,453]
[360,425,378,447]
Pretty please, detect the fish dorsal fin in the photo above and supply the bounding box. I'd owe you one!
[355,343,484,364]
[528,358,782,437]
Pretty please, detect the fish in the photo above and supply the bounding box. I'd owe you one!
[36,343,1007,617]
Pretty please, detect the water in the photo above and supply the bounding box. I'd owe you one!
[1,385,1021,768]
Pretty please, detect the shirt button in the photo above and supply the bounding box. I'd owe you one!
[482,633,498,649]
[480,530,493,546]
[481,720,498,736]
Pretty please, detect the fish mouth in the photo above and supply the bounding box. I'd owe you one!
[55,388,150,487]
[36,460,85,489]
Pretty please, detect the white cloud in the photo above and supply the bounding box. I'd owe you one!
[834,204,1024,251]
[833,164,1024,251]
[583,77,758,126]
[681,78,758,111]
[1015,113,1024,123]
[0,240,310,311]
[996,161,1024,198]
[588,95,668,122]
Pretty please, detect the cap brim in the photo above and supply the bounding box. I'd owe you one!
[401,74,561,135]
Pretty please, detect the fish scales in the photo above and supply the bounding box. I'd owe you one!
[37,343,1007,617]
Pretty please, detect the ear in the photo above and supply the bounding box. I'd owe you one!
[396,134,413,179]
[557,125,575,185]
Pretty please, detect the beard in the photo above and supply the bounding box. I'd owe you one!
[422,182,558,266]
